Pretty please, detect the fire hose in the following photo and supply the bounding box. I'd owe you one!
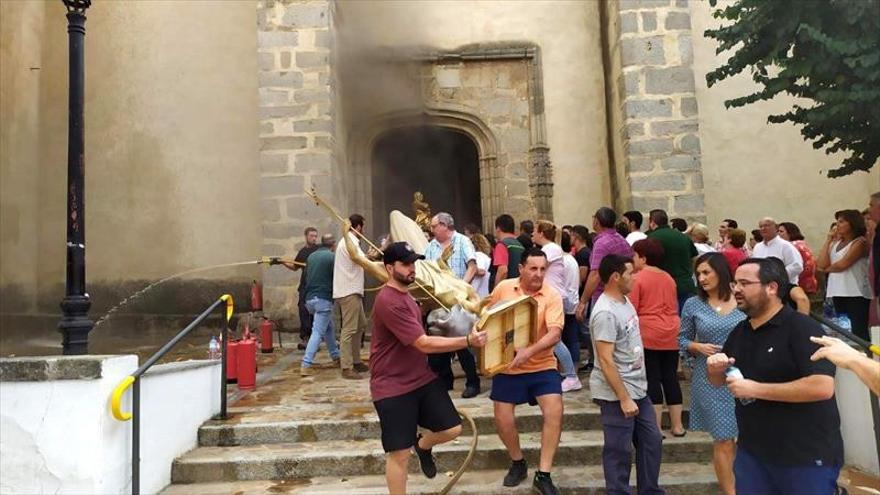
[439,409,478,495]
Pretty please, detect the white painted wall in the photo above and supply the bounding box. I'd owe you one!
[0,355,135,494]
[0,356,221,495]
[835,327,880,476]
[138,360,222,494]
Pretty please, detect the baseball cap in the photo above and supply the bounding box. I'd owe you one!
[383,241,425,264]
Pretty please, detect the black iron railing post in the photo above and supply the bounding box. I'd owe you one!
[132,379,140,495]
[220,317,228,420]
[58,0,94,355]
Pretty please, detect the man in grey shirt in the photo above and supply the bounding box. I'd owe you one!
[590,254,664,495]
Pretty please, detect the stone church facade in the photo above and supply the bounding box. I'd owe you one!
[1,0,876,337]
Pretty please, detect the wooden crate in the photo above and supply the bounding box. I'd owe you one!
[477,295,538,377]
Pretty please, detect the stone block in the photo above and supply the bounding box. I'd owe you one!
[630,173,686,192]
[261,175,304,197]
[436,68,462,89]
[296,51,329,68]
[262,222,300,240]
[676,0,689,6]
[665,11,691,30]
[626,122,645,138]
[621,36,666,67]
[314,136,335,149]
[624,98,672,119]
[628,157,656,172]
[260,136,308,151]
[294,153,331,174]
[260,122,274,136]
[259,88,290,106]
[628,138,674,156]
[307,174,333,194]
[631,195,670,212]
[263,266,296,286]
[690,172,703,190]
[294,88,331,105]
[679,134,701,154]
[260,104,312,120]
[620,12,638,33]
[260,152,290,174]
[258,31,299,48]
[282,2,329,28]
[641,12,657,31]
[293,119,333,133]
[259,71,304,89]
[681,96,698,117]
[645,66,695,94]
[261,199,282,222]
[259,52,275,71]
[262,243,286,256]
[505,180,530,197]
[673,193,705,214]
[315,30,332,49]
[280,51,292,69]
[623,70,640,94]
[678,35,694,65]
[499,127,530,152]
[619,0,671,10]
[650,119,698,136]
[660,154,699,171]
[507,162,528,180]
[285,195,322,220]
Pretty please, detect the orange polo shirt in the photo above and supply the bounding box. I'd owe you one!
[487,278,564,374]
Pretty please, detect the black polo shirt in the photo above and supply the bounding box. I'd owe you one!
[721,305,843,466]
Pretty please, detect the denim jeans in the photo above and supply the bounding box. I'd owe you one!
[303,297,340,367]
[554,341,576,378]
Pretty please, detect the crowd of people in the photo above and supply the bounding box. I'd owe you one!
[275,190,880,495]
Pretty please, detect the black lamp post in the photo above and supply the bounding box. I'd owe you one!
[58,0,93,355]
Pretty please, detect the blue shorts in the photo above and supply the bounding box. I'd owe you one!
[734,448,840,495]
[490,369,562,405]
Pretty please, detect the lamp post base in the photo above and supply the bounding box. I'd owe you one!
[59,294,93,355]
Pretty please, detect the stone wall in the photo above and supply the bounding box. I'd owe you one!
[605,0,706,222]
[257,0,343,317]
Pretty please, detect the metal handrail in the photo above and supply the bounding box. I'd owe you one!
[810,311,880,357]
[109,294,234,495]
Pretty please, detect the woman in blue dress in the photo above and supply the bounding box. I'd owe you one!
[679,252,745,495]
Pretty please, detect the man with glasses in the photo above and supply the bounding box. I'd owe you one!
[707,258,843,495]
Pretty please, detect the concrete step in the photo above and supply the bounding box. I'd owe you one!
[203,397,690,446]
[172,430,713,483]
[162,462,720,494]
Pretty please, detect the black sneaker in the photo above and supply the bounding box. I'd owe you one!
[413,434,437,479]
[461,385,480,399]
[503,459,528,487]
[533,472,559,495]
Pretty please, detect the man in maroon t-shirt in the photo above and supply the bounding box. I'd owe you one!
[371,242,487,494]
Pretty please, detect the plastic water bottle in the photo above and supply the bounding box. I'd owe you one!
[725,366,755,405]
[208,336,220,360]
[836,313,852,333]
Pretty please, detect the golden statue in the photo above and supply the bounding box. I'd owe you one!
[412,191,432,231]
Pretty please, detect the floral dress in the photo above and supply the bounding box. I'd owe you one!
[678,297,746,441]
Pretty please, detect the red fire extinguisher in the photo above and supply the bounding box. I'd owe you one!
[237,337,257,390]
[260,318,274,354]
[226,339,239,384]
[251,280,263,312]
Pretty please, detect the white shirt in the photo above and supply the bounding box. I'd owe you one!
[562,254,581,314]
[333,232,365,298]
[827,240,872,299]
[471,252,492,298]
[541,242,566,298]
[752,235,804,284]
[626,231,647,246]
[694,243,715,256]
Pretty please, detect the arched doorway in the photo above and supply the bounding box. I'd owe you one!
[370,126,482,236]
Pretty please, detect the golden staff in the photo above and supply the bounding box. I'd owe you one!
[258,256,306,267]
[305,187,451,312]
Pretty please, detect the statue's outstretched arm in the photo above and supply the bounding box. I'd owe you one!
[340,220,389,283]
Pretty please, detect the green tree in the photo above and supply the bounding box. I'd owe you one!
[704,0,880,178]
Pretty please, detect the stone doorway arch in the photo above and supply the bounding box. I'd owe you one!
[349,107,507,233]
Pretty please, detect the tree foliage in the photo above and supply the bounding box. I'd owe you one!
[704,0,880,178]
